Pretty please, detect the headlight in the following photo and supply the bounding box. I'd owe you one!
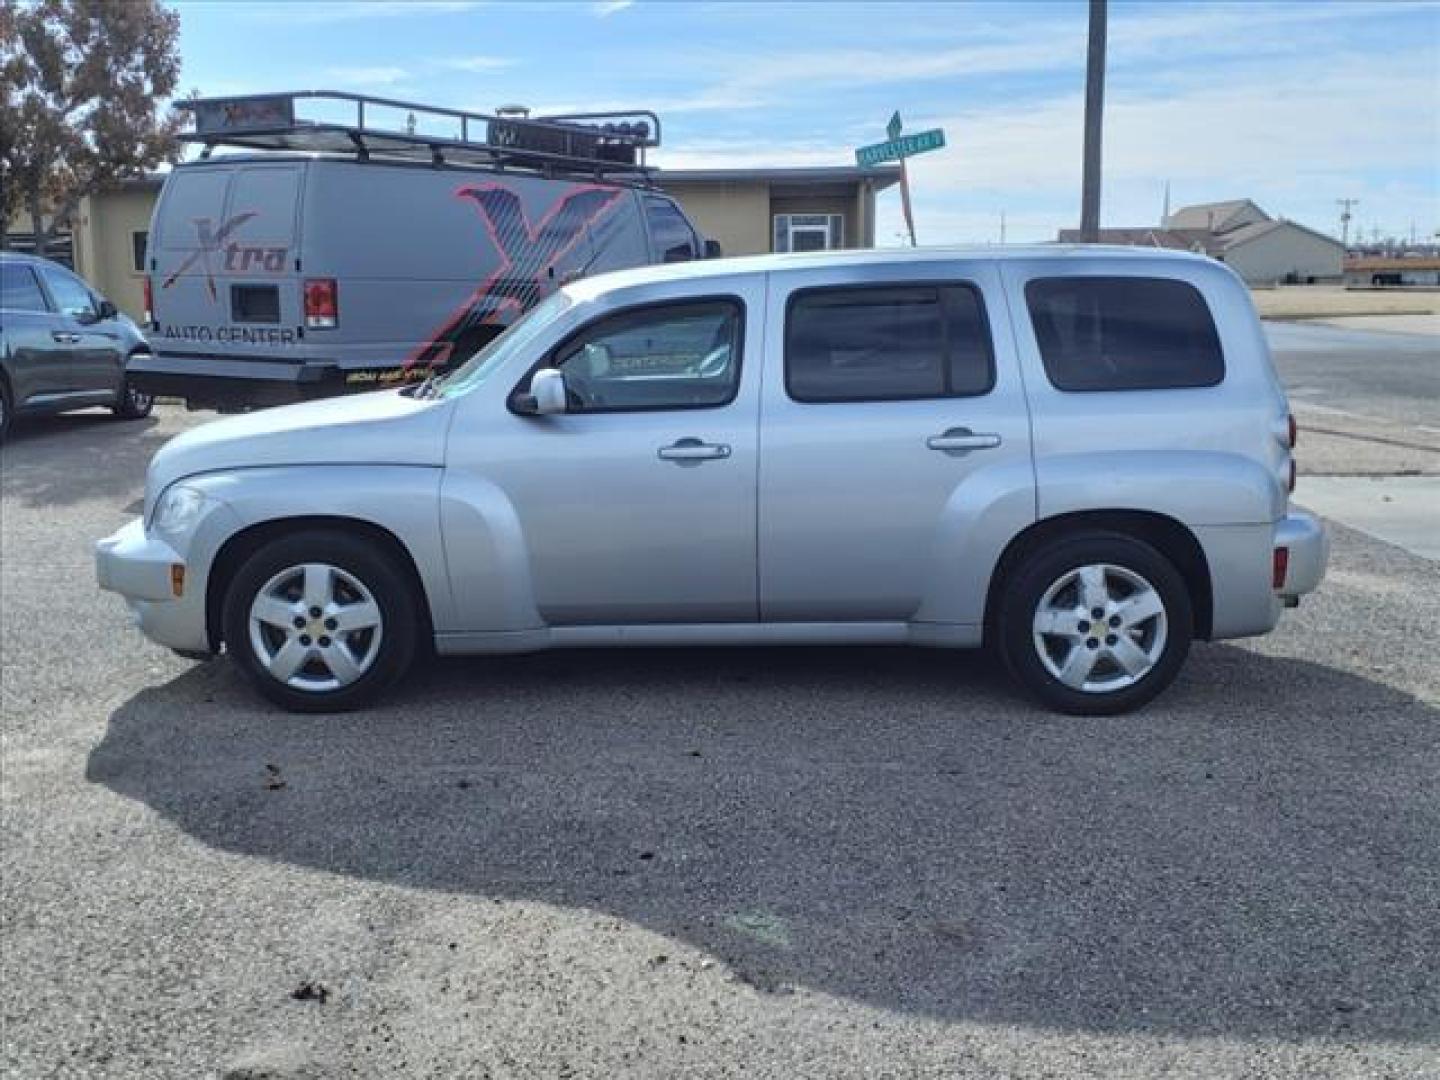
[151,484,211,535]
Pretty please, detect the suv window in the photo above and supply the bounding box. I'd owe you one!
[1026,276,1224,391]
[1,264,50,312]
[38,265,97,320]
[644,197,697,263]
[551,299,742,412]
[785,284,995,402]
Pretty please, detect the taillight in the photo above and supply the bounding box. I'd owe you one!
[1288,413,1298,449]
[142,276,154,327]
[304,278,338,329]
[1272,547,1290,590]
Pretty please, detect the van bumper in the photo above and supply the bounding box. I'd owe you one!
[127,352,346,409]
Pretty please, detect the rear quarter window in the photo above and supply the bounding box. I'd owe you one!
[1025,276,1224,391]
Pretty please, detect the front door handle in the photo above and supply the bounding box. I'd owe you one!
[51,331,81,344]
[927,427,1002,455]
[658,437,731,464]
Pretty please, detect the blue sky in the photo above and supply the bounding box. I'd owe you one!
[173,0,1439,245]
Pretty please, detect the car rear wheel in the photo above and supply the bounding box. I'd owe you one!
[997,531,1193,715]
[222,530,419,712]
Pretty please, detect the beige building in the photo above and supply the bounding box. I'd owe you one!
[7,164,899,321]
[1058,198,1345,285]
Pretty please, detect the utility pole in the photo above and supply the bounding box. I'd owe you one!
[1079,0,1107,242]
[1337,197,1358,248]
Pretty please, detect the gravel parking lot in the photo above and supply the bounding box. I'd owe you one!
[3,331,1438,1077]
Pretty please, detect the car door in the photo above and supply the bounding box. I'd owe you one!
[449,283,762,626]
[36,264,125,395]
[1,261,73,406]
[758,263,1034,623]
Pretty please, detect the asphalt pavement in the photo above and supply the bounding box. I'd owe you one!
[2,323,1438,1078]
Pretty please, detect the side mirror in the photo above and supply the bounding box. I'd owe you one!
[704,238,723,259]
[97,299,118,320]
[515,367,567,416]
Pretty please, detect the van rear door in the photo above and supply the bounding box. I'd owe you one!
[151,163,303,356]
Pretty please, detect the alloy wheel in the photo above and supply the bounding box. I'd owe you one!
[1031,563,1168,693]
[247,562,384,692]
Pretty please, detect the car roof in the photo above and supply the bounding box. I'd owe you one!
[565,244,1218,300]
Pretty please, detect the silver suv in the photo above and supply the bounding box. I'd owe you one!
[96,246,1327,714]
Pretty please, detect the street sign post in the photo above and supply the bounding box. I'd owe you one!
[855,114,946,247]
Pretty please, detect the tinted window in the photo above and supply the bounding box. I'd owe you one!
[785,284,995,402]
[38,266,96,319]
[552,299,741,411]
[644,197,697,263]
[1026,276,1224,391]
[1,264,49,312]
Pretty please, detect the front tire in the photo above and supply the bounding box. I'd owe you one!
[222,530,419,712]
[113,370,155,419]
[997,531,1193,716]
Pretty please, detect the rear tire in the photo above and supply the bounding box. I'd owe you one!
[222,530,419,712]
[997,531,1193,716]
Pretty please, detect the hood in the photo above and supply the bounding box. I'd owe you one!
[145,389,451,511]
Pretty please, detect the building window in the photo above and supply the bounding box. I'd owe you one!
[773,213,844,253]
[131,230,148,274]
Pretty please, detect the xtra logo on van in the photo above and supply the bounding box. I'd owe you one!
[406,184,624,370]
[161,212,288,301]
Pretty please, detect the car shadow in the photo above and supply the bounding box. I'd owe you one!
[88,642,1439,1043]
[0,411,167,509]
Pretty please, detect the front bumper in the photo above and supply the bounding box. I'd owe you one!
[1274,509,1328,600]
[96,518,214,655]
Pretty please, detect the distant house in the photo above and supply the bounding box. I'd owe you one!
[1058,199,1344,285]
[1343,257,1440,288]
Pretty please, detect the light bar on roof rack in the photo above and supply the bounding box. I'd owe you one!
[175,91,662,177]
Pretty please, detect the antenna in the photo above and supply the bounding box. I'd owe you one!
[1337,198,1359,248]
[1161,180,1170,226]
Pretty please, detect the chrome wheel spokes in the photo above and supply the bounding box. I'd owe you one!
[1031,563,1168,693]
[247,562,384,692]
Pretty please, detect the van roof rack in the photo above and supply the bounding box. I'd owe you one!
[176,91,661,179]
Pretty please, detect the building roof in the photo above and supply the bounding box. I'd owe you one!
[1163,198,1268,232]
[1221,217,1343,251]
[1345,256,1440,271]
[1056,227,1222,254]
[656,165,901,191]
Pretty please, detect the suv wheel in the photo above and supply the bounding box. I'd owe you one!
[113,374,154,420]
[222,530,419,712]
[997,532,1193,715]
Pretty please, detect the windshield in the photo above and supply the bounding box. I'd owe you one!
[431,291,574,400]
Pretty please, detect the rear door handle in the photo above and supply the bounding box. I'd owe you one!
[658,437,731,464]
[927,427,1002,454]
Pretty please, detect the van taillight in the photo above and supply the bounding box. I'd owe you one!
[304,278,338,329]
[142,276,154,327]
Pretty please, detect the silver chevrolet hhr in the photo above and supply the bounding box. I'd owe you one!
[96,247,1327,715]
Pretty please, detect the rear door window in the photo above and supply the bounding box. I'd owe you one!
[1025,276,1224,391]
[785,284,995,402]
[1,264,50,312]
[644,197,698,263]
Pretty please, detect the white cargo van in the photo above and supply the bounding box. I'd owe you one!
[131,92,715,410]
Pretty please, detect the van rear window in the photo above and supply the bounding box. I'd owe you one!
[1025,276,1224,391]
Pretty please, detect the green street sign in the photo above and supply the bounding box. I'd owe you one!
[855,128,946,167]
[887,110,903,141]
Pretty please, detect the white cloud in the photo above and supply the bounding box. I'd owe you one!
[593,0,635,15]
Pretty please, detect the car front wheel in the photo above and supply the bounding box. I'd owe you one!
[113,375,154,420]
[222,530,419,712]
[997,532,1193,716]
